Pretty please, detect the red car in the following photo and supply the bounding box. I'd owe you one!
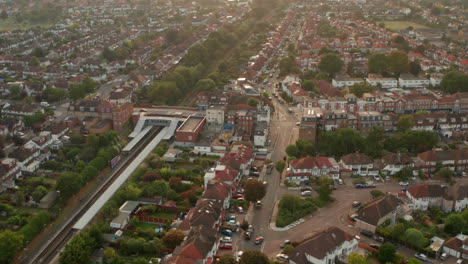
[219,243,233,249]
[232,194,244,199]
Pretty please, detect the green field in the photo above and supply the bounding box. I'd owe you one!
[0,17,53,31]
[378,21,430,30]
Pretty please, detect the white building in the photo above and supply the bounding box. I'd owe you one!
[398,74,430,88]
[379,152,414,175]
[289,227,358,264]
[332,77,363,88]
[407,184,468,212]
[287,156,340,184]
[339,152,375,176]
[366,75,398,89]
[206,106,225,132]
[443,234,468,260]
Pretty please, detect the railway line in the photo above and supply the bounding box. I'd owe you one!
[21,126,162,264]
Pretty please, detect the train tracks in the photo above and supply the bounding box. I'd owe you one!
[22,127,161,264]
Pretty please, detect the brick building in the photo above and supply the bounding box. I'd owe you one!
[175,115,206,146]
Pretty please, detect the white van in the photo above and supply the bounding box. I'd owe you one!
[40,102,50,107]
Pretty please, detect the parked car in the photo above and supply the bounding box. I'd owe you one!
[300,187,312,192]
[385,176,390,181]
[236,251,244,262]
[375,236,385,243]
[361,230,373,237]
[225,215,236,221]
[280,240,291,248]
[399,182,409,186]
[219,243,233,249]
[255,200,262,208]
[276,254,289,261]
[301,190,312,196]
[244,231,252,240]
[349,214,358,221]
[456,259,463,264]
[415,253,428,261]
[221,229,233,236]
[221,236,232,243]
[232,194,244,199]
[237,207,244,213]
[352,201,361,207]
[369,244,380,249]
[227,220,240,227]
[255,236,264,245]
[440,253,448,260]
[373,175,381,181]
[337,179,344,185]
[355,184,365,188]
[247,225,254,233]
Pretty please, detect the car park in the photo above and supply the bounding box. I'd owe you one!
[280,240,291,248]
[276,254,289,261]
[415,253,428,261]
[255,236,264,245]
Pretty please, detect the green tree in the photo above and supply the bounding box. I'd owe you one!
[378,243,396,263]
[444,213,466,235]
[218,254,236,264]
[396,115,415,133]
[162,229,185,250]
[368,52,388,74]
[370,190,385,198]
[0,11,7,20]
[408,258,423,264]
[387,50,409,75]
[275,161,286,173]
[14,190,26,206]
[409,61,422,76]
[317,176,333,201]
[238,250,270,264]
[286,144,300,158]
[318,53,343,76]
[365,126,386,158]
[404,228,427,248]
[282,244,295,255]
[103,247,117,259]
[56,172,82,200]
[30,56,40,67]
[440,71,468,94]
[59,232,96,264]
[302,80,316,92]
[126,237,146,255]
[247,98,259,107]
[0,230,24,264]
[31,185,48,202]
[436,168,453,182]
[350,82,373,97]
[244,179,266,203]
[195,78,216,92]
[348,252,367,264]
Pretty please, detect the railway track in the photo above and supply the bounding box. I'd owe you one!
[22,126,161,264]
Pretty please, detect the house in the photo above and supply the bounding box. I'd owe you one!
[203,164,239,187]
[398,74,430,88]
[332,77,363,88]
[253,121,268,147]
[202,180,232,209]
[355,195,404,233]
[288,226,358,264]
[442,184,468,212]
[442,234,468,260]
[379,152,414,175]
[164,225,218,264]
[416,149,468,173]
[1,102,40,119]
[219,143,254,175]
[179,200,223,232]
[366,75,398,89]
[287,156,340,184]
[163,149,181,162]
[340,152,375,176]
[406,184,446,211]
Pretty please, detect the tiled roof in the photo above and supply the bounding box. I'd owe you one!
[341,152,373,165]
[443,184,468,201]
[356,195,402,226]
[202,180,231,201]
[408,184,445,199]
[289,227,355,263]
[290,156,335,170]
[381,152,413,166]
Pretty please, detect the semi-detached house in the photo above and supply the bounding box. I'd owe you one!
[287,156,340,185]
[407,184,468,212]
[339,152,375,176]
[355,195,404,233]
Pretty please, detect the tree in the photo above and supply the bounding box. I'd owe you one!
[378,243,396,263]
[387,50,409,75]
[396,115,415,133]
[218,254,236,264]
[404,228,427,248]
[0,10,7,20]
[440,71,468,94]
[370,190,384,198]
[350,82,373,98]
[30,56,40,67]
[244,179,266,203]
[365,126,386,158]
[163,229,185,250]
[238,250,270,264]
[103,247,117,259]
[431,6,441,15]
[283,244,295,255]
[409,61,421,75]
[444,213,466,235]
[247,98,259,107]
[0,230,24,264]
[14,190,26,206]
[318,53,343,76]
[32,185,48,202]
[368,53,388,74]
[286,144,300,158]
[126,237,145,255]
[435,168,453,182]
[302,80,316,92]
[59,232,96,264]
[408,258,423,264]
[195,78,216,92]
[56,172,82,200]
[348,252,367,264]
[275,161,286,173]
[317,176,333,201]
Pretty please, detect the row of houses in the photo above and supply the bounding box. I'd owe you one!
[286,148,468,185]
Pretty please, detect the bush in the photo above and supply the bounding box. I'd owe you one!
[276,194,317,227]
[18,211,51,244]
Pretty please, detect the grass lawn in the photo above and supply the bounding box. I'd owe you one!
[378,21,430,30]
[150,212,176,220]
[133,222,162,230]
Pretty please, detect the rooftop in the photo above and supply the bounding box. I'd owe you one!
[178,116,205,133]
